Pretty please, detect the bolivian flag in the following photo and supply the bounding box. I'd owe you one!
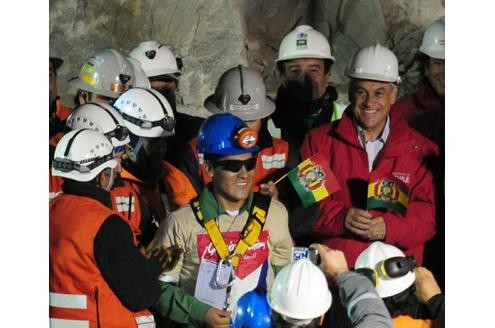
[367,171,409,216]
[287,153,340,207]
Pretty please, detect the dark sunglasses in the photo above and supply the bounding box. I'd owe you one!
[210,157,257,172]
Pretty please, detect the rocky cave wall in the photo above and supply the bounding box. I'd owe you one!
[50,0,444,115]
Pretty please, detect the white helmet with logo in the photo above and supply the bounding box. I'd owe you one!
[130,40,182,79]
[268,258,332,325]
[204,65,275,121]
[419,16,445,60]
[51,129,117,182]
[114,87,175,138]
[69,49,135,99]
[128,57,151,88]
[66,103,130,147]
[277,25,335,63]
[354,241,415,298]
[347,44,401,83]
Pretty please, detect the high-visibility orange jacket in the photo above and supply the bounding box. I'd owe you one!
[50,191,155,328]
[393,315,432,328]
[121,160,197,223]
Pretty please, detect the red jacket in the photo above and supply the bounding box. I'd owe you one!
[394,80,444,149]
[50,193,154,327]
[301,108,438,267]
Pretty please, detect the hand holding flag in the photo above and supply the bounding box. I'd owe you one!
[276,153,340,207]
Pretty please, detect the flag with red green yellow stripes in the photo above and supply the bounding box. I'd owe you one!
[367,171,410,216]
[287,153,340,207]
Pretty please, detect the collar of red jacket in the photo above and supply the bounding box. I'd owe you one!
[333,107,422,158]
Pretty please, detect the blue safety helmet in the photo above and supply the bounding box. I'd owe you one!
[231,288,272,328]
[197,113,259,156]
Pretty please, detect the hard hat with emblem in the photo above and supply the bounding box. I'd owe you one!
[51,129,117,182]
[196,113,259,156]
[419,16,445,60]
[69,49,135,99]
[130,40,182,79]
[347,44,401,83]
[277,25,335,63]
[204,65,275,121]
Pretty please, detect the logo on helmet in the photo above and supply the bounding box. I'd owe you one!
[238,94,251,105]
[145,50,156,59]
[296,39,308,49]
[235,127,258,149]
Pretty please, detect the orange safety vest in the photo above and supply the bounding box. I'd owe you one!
[121,161,197,223]
[189,136,289,192]
[50,174,147,245]
[110,180,143,245]
[393,315,433,328]
[49,193,154,328]
[55,98,72,121]
[49,99,72,147]
[49,171,64,201]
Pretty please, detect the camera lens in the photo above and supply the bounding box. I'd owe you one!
[308,248,321,266]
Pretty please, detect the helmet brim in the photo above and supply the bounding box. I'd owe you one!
[69,77,120,99]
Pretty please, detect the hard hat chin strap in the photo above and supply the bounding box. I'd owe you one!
[104,167,115,191]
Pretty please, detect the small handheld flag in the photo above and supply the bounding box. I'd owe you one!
[285,153,340,207]
[367,172,409,216]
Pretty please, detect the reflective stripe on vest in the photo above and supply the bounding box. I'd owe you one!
[136,314,156,328]
[49,318,89,328]
[261,153,286,169]
[49,292,87,309]
[114,196,135,213]
[331,101,347,122]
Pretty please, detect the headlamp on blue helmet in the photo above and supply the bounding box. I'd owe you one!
[196,113,259,156]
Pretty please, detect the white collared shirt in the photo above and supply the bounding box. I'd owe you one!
[357,116,390,171]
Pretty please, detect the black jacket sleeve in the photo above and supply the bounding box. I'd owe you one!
[94,215,162,311]
[427,293,445,322]
[175,142,204,195]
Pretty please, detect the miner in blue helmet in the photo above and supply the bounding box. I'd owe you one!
[151,113,293,327]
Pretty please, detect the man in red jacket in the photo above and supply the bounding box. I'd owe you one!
[301,44,438,268]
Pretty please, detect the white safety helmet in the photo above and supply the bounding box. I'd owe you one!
[128,57,151,88]
[69,49,135,99]
[130,40,182,79]
[268,258,332,325]
[66,103,131,148]
[354,242,415,298]
[51,129,117,182]
[419,17,445,60]
[114,87,175,138]
[277,25,335,63]
[204,65,275,121]
[347,44,401,83]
